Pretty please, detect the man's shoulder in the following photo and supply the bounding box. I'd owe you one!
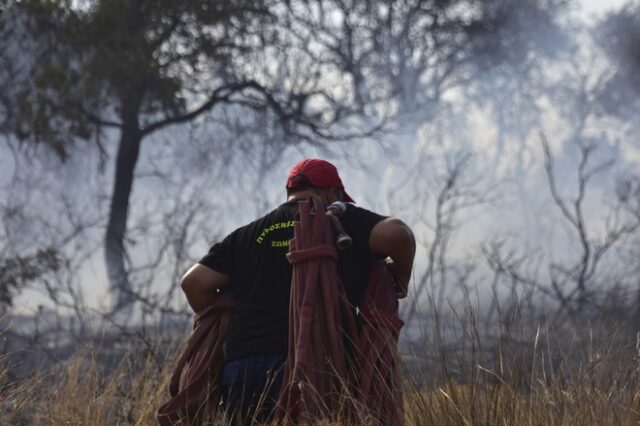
[345,203,386,220]
[227,202,297,240]
[340,204,387,241]
[249,201,297,227]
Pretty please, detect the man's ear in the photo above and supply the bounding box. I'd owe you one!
[327,187,344,203]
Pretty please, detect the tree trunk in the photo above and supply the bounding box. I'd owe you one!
[105,110,142,314]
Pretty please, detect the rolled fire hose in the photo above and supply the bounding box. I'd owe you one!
[277,197,404,425]
[277,197,358,423]
[355,261,404,426]
[156,293,235,425]
[158,197,403,425]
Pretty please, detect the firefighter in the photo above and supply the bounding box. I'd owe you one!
[181,158,415,425]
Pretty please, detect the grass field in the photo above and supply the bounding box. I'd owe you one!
[2,320,639,426]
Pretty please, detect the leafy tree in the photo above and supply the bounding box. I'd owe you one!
[0,1,23,135]
[290,0,568,121]
[4,0,365,313]
[0,248,61,311]
[596,1,640,123]
[3,0,568,315]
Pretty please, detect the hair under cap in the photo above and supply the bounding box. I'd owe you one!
[286,158,355,203]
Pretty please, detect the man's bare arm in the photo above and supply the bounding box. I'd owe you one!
[180,264,231,313]
[369,218,416,298]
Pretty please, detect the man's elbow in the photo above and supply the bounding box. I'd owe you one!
[180,273,195,295]
[180,266,200,292]
[390,218,415,247]
[181,263,230,296]
[180,267,206,302]
[369,217,415,298]
[370,217,415,256]
[180,264,231,313]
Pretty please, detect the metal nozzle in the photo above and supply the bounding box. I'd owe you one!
[326,201,347,218]
[336,232,352,250]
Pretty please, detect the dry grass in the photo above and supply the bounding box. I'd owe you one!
[0,347,173,425]
[1,328,640,425]
[405,370,640,425]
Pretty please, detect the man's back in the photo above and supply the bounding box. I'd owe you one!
[179,158,415,425]
[198,200,385,361]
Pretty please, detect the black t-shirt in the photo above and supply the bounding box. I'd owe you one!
[198,200,385,361]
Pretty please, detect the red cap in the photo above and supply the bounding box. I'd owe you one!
[286,158,355,203]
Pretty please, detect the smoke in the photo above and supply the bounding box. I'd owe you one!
[595,1,640,127]
[2,0,639,328]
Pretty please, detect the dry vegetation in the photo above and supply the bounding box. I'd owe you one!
[0,346,171,425]
[404,340,640,425]
[2,1,640,425]
[1,316,639,425]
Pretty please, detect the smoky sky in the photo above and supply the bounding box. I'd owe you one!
[1,0,639,318]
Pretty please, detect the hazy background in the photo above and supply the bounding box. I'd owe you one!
[1,0,639,341]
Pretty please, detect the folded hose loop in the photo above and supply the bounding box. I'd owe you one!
[277,196,358,423]
[156,292,235,425]
[278,196,404,425]
[354,261,404,426]
[358,308,404,337]
[286,244,338,264]
[159,195,404,425]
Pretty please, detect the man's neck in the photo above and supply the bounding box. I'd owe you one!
[287,190,316,202]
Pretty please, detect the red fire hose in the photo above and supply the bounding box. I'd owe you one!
[156,293,234,425]
[158,197,404,425]
[355,261,404,425]
[277,197,359,423]
[277,197,404,425]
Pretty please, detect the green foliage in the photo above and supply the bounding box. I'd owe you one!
[8,0,273,158]
[4,0,571,157]
[0,248,61,307]
[596,2,640,119]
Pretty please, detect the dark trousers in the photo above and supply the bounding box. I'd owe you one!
[220,354,286,425]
